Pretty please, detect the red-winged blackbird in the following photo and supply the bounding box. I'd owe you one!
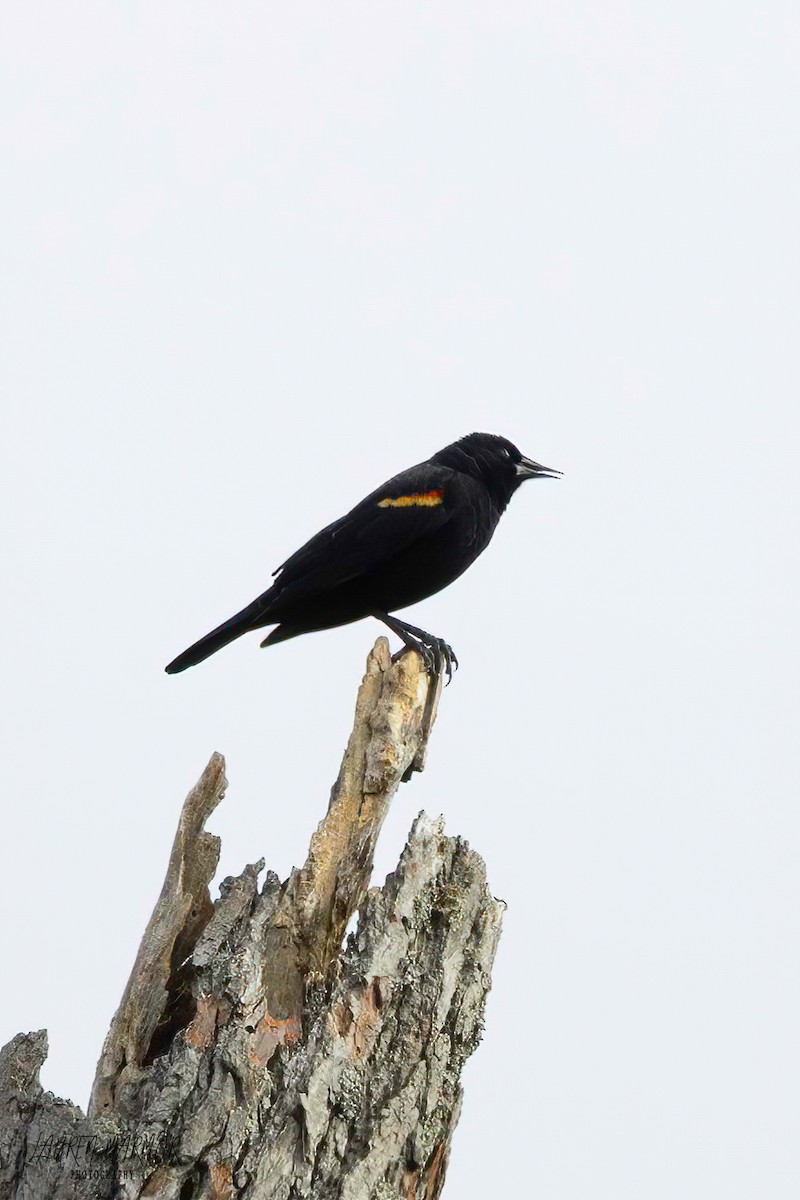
[165,432,560,679]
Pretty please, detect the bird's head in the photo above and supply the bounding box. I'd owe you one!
[433,432,561,511]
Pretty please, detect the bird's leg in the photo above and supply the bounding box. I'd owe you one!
[373,613,459,684]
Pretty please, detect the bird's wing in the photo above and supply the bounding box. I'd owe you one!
[268,462,456,608]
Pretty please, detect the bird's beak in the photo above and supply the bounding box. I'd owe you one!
[516,456,563,481]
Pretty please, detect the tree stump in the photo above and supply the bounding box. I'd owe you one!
[0,640,504,1200]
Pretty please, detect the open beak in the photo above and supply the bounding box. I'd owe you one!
[516,456,563,481]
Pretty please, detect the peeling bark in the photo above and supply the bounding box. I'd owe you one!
[0,640,503,1200]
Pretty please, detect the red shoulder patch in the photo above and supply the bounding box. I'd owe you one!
[377,489,444,509]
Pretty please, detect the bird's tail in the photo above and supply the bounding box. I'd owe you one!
[165,596,271,674]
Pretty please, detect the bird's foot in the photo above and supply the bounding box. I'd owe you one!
[377,613,459,684]
[391,634,458,684]
[391,634,436,674]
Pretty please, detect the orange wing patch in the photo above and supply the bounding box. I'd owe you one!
[377,489,444,509]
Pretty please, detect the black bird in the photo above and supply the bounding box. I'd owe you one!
[165,432,560,679]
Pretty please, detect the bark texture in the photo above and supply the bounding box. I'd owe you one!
[0,640,503,1200]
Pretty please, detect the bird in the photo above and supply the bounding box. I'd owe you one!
[165,432,561,680]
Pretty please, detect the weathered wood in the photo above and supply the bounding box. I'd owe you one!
[90,752,228,1118]
[0,640,502,1199]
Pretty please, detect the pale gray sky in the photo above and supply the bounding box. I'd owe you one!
[1,4,798,1197]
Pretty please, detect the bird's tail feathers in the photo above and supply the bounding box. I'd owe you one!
[165,596,272,674]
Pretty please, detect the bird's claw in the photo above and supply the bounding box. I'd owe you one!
[391,636,458,684]
[391,636,434,672]
[429,638,459,685]
[420,643,438,674]
[380,613,459,684]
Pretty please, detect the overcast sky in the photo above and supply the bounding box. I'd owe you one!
[1,4,798,1197]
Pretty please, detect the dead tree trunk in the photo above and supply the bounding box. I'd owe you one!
[0,640,504,1200]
